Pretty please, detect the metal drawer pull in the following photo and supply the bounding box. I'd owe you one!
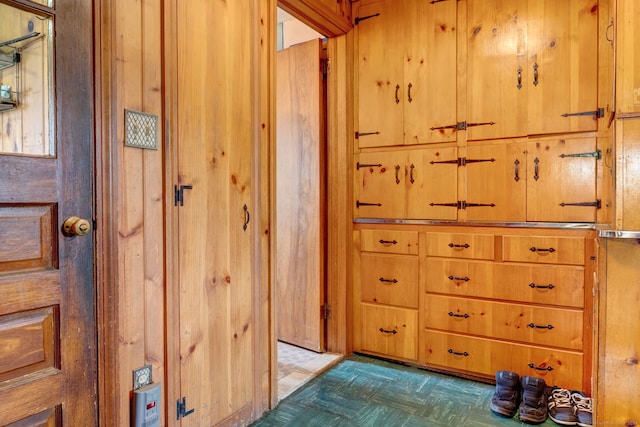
[395,84,400,104]
[379,277,398,284]
[448,312,469,319]
[407,83,413,103]
[448,275,470,282]
[529,283,555,290]
[527,322,554,330]
[395,165,401,184]
[378,239,398,245]
[529,247,556,253]
[448,349,469,357]
[528,363,553,371]
[448,243,470,249]
[379,328,397,335]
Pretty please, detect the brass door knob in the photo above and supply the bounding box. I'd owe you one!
[62,216,91,236]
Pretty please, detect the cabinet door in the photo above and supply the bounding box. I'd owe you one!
[466,142,526,222]
[527,0,599,135]
[408,147,458,220]
[355,150,409,218]
[616,0,640,114]
[527,138,598,222]
[404,0,457,145]
[357,0,404,148]
[467,0,528,141]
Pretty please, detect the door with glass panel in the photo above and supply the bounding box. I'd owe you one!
[0,1,96,425]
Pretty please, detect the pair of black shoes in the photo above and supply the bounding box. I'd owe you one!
[490,371,548,424]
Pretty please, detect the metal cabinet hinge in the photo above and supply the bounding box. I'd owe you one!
[561,108,605,119]
[354,13,380,25]
[559,149,602,160]
[176,396,195,420]
[430,157,496,167]
[355,131,380,139]
[430,121,495,131]
[429,200,496,210]
[559,200,601,209]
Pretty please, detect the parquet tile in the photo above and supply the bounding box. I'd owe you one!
[255,354,559,426]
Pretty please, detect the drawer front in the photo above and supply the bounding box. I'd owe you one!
[426,232,495,260]
[425,259,585,308]
[361,253,419,308]
[360,229,419,255]
[423,295,583,350]
[359,303,418,361]
[503,235,585,265]
[420,330,584,391]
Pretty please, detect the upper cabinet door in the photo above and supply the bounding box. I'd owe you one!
[404,0,457,145]
[357,0,457,148]
[467,0,599,140]
[467,0,528,141]
[357,0,404,148]
[527,0,599,135]
[616,0,640,115]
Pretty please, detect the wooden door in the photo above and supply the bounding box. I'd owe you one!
[0,1,96,425]
[465,142,527,222]
[176,0,256,424]
[409,147,458,220]
[276,39,326,352]
[356,0,404,148]
[467,0,528,141]
[527,0,599,135]
[355,150,409,219]
[527,138,598,223]
[404,0,457,145]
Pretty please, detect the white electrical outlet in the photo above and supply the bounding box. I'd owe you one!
[133,364,153,390]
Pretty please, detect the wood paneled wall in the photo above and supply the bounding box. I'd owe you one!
[95,0,165,425]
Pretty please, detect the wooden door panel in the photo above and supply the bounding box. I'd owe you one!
[527,0,598,135]
[276,39,325,352]
[467,0,528,141]
[409,147,458,220]
[177,0,255,424]
[403,0,457,144]
[527,138,598,222]
[0,1,95,425]
[357,0,404,148]
[466,142,527,222]
[355,150,409,218]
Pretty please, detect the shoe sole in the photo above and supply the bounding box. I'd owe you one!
[519,414,547,424]
[490,402,516,418]
[577,423,592,427]
[549,414,577,426]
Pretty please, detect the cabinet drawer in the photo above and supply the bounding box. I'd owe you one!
[359,303,418,361]
[426,232,495,260]
[423,295,583,350]
[361,253,419,308]
[420,330,583,391]
[360,229,419,255]
[425,259,585,308]
[503,235,585,265]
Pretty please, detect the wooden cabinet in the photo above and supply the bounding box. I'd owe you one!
[419,226,594,392]
[356,0,457,148]
[616,0,640,115]
[352,225,594,392]
[467,0,600,141]
[353,229,419,362]
[355,147,458,220]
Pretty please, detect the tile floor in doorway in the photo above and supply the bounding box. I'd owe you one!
[277,341,342,401]
[256,353,561,427]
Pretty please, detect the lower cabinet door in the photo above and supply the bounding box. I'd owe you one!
[359,303,418,361]
[420,330,583,391]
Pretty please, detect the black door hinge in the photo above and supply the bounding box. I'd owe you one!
[429,200,496,210]
[354,13,380,25]
[561,108,605,119]
[559,200,601,209]
[174,184,193,206]
[176,396,195,420]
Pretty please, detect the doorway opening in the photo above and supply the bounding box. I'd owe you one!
[274,7,342,401]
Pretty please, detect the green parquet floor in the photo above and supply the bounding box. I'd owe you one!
[251,354,559,427]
